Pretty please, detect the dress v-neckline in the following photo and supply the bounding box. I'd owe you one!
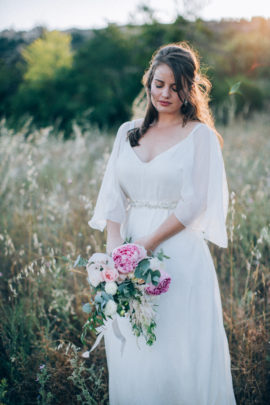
[128,122,203,165]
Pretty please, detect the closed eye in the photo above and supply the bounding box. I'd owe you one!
[155,84,178,92]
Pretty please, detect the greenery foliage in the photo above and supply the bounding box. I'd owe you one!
[0,15,270,136]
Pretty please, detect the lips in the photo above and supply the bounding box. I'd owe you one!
[159,101,171,106]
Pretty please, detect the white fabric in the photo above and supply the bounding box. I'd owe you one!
[88,120,229,248]
[88,119,237,405]
[173,123,229,248]
[88,121,129,231]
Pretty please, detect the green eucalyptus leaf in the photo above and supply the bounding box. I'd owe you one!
[101,291,110,301]
[152,270,161,278]
[156,249,170,260]
[94,295,103,304]
[137,258,150,271]
[134,267,143,278]
[82,303,92,313]
[145,271,152,284]
[152,276,160,286]
[229,81,241,95]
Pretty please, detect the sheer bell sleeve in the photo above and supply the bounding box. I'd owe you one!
[173,124,229,248]
[88,121,129,232]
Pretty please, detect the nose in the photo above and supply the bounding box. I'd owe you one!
[161,86,171,98]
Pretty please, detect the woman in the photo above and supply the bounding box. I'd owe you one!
[88,42,237,405]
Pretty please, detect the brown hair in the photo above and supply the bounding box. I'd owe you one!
[127,41,223,148]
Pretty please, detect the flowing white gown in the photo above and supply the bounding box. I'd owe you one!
[88,118,237,405]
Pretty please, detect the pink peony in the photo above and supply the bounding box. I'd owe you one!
[112,243,147,274]
[145,268,171,295]
[101,265,119,282]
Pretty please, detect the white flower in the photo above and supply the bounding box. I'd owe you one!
[105,281,118,295]
[88,253,114,267]
[104,300,117,317]
[149,257,165,272]
[87,268,103,287]
[86,262,102,272]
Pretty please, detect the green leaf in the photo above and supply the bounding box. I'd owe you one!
[134,259,151,278]
[139,258,150,270]
[152,270,161,278]
[145,271,152,284]
[229,81,241,95]
[82,303,92,313]
[73,255,88,267]
[94,295,103,304]
[156,248,170,260]
[101,291,111,301]
[152,276,160,286]
[134,267,143,278]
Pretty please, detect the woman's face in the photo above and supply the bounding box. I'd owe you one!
[150,63,184,116]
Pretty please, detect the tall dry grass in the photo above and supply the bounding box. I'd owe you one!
[0,113,269,404]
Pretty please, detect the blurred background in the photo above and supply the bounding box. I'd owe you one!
[0,1,269,404]
[1,0,270,134]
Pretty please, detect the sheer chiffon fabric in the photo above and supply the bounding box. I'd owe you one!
[88,119,237,405]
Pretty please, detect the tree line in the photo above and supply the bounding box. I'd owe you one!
[0,13,270,137]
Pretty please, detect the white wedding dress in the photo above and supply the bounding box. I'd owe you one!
[88,118,237,405]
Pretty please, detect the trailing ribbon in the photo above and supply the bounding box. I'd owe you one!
[82,316,126,358]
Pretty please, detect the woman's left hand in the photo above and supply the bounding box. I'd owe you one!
[133,235,157,256]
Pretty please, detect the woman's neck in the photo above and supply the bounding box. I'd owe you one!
[154,112,184,129]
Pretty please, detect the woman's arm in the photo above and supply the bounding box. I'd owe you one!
[106,219,124,256]
[106,213,184,256]
[134,213,185,254]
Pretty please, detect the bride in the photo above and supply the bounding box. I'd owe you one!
[89,42,237,405]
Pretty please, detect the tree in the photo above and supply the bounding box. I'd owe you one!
[72,23,141,128]
[22,30,73,83]
[11,30,75,133]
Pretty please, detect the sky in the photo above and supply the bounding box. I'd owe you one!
[0,0,270,31]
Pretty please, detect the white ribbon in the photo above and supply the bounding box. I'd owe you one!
[82,316,126,358]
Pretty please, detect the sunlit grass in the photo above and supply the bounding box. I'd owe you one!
[0,113,269,404]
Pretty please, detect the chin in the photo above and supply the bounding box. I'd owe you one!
[156,106,180,114]
[153,102,179,113]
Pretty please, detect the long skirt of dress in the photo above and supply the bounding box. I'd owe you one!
[104,207,237,405]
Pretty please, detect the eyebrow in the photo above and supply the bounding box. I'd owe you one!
[154,78,176,85]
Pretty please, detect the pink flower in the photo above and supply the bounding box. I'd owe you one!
[145,269,171,295]
[112,243,147,274]
[101,265,119,282]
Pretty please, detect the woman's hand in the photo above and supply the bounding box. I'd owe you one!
[133,234,158,256]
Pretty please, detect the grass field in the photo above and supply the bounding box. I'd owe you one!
[0,113,269,404]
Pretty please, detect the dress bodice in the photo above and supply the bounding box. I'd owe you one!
[116,127,196,206]
[88,118,229,248]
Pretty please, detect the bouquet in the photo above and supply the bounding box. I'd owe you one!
[74,242,171,355]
